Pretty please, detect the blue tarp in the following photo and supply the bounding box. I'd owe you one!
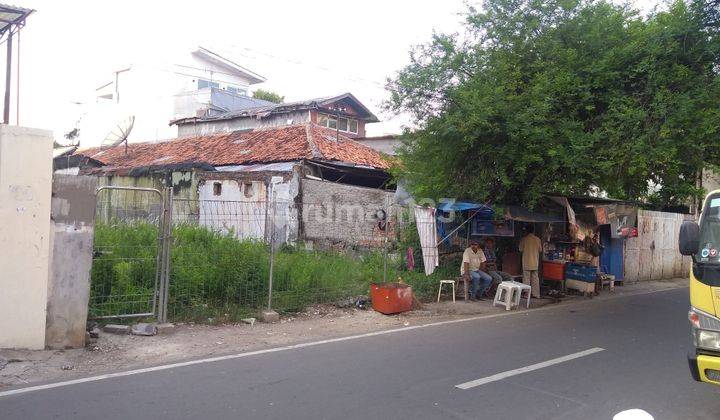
[436,201,494,244]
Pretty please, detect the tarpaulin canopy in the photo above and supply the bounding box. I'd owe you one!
[504,205,565,223]
[436,201,494,219]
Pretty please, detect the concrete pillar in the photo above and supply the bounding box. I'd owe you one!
[0,125,53,350]
[45,175,97,349]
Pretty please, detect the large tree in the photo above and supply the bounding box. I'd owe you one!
[387,0,720,207]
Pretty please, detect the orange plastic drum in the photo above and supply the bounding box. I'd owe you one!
[370,282,413,314]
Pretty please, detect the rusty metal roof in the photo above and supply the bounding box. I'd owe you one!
[75,124,390,175]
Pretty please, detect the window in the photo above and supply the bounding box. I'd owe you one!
[198,79,219,89]
[225,86,247,96]
[213,182,222,196]
[243,182,254,198]
[316,113,358,134]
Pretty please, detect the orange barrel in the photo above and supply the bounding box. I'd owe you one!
[370,282,413,314]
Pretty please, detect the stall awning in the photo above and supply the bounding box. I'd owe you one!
[504,205,565,223]
[437,201,494,219]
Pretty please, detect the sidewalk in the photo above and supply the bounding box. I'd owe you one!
[0,278,687,389]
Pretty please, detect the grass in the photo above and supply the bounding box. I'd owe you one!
[90,222,457,323]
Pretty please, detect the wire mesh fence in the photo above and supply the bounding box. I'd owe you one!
[89,191,458,323]
[89,188,162,318]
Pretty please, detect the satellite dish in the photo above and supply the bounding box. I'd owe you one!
[101,115,135,153]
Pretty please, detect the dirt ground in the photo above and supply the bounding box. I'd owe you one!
[0,278,687,389]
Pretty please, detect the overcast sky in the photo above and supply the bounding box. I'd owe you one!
[10,0,662,142]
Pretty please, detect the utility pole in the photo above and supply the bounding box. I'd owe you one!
[4,26,13,124]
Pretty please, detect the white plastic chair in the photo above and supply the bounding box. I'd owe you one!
[493,280,531,310]
[437,279,456,303]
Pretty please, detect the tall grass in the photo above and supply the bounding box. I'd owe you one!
[90,223,456,322]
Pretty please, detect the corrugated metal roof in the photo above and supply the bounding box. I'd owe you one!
[0,4,33,35]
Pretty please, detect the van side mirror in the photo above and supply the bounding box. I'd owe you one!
[679,221,700,256]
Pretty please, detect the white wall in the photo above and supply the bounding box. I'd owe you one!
[197,171,301,243]
[0,126,53,349]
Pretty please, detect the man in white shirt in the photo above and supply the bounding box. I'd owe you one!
[462,239,493,300]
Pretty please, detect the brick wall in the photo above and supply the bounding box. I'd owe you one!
[300,178,395,249]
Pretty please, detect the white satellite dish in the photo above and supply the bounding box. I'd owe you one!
[101,115,135,153]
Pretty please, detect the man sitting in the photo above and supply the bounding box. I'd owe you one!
[461,239,493,301]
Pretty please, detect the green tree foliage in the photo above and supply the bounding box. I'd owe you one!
[387,0,720,207]
[252,89,285,104]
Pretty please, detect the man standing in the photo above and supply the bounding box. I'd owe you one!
[519,225,542,298]
[462,239,492,301]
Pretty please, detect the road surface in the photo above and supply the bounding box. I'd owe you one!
[2,287,718,419]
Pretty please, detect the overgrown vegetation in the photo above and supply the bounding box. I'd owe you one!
[387,0,720,207]
[90,223,456,322]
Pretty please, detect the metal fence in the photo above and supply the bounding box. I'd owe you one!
[89,186,164,319]
[89,190,451,323]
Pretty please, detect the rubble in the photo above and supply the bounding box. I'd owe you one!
[260,310,280,323]
[131,323,158,336]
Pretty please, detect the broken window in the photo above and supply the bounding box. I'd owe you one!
[244,182,254,198]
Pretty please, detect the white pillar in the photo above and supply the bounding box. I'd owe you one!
[0,125,53,349]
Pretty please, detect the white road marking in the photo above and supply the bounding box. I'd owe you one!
[0,285,679,398]
[455,347,605,390]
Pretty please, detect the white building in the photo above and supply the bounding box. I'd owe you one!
[71,47,267,147]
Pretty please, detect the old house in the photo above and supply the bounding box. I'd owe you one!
[171,93,380,139]
[65,123,394,249]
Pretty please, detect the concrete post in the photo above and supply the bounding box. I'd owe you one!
[0,125,53,349]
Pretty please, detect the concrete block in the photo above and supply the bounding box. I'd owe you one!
[155,323,175,334]
[260,310,280,323]
[131,323,157,336]
[103,324,130,335]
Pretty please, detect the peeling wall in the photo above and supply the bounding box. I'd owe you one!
[46,175,98,349]
[299,178,395,249]
[197,168,301,243]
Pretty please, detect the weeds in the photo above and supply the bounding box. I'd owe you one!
[90,223,456,322]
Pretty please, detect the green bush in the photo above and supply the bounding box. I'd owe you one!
[89,223,457,322]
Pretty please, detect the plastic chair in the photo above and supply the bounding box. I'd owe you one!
[437,279,456,303]
[493,280,531,310]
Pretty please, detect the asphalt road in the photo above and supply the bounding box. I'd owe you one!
[2,287,719,420]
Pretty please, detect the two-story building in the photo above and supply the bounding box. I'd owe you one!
[74,47,270,145]
[171,92,379,139]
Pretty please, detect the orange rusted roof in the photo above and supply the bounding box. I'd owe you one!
[75,124,389,174]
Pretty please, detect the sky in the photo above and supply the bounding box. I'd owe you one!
[8,0,663,144]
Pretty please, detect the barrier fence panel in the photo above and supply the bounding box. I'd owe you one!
[89,186,164,319]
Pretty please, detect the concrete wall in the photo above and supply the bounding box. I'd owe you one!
[624,210,693,282]
[0,126,53,349]
[177,110,310,137]
[197,168,301,243]
[300,178,394,249]
[45,175,97,349]
[355,138,401,155]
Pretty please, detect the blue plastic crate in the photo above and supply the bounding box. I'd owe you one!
[564,263,597,282]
